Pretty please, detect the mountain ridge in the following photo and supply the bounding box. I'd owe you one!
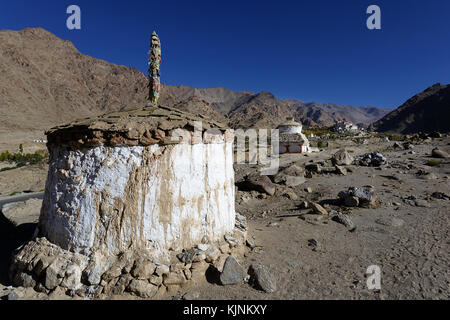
[370,83,450,134]
[0,27,391,144]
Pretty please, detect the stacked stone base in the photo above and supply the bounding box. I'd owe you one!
[9,215,249,299]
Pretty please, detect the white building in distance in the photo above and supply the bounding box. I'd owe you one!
[277,117,311,154]
[333,121,358,132]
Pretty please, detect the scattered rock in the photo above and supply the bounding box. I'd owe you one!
[338,186,377,208]
[344,196,359,207]
[308,239,325,253]
[417,172,438,180]
[284,176,306,187]
[431,192,450,200]
[272,165,305,186]
[431,148,449,159]
[335,165,347,175]
[375,217,405,227]
[414,199,431,208]
[183,291,200,300]
[429,132,442,138]
[282,188,298,200]
[219,256,246,285]
[305,163,321,173]
[299,201,309,209]
[299,214,324,223]
[177,248,201,264]
[248,264,277,293]
[331,149,354,166]
[309,202,328,216]
[239,172,276,196]
[332,213,356,231]
[128,279,157,298]
[359,152,387,167]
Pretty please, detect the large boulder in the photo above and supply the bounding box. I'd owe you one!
[219,256,246,285]
[331,149,354,166]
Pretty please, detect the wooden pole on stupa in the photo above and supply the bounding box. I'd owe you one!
[147,31,161,106]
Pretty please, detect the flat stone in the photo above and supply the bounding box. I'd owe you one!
[2,198,42,226]
[375,217,405,227]
[239,172,276,196]
[219,256,246,285]
[415,199,431,208]
[163,272,187,286]
[309,202,328,215]
[299,214,324,222]
[128,279,157,298]
[284,176,306,187]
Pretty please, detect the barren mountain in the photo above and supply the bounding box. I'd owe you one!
[0,27,390,149]
[164,85,254,115]
[370,83,450,134]
[165,86,391,129]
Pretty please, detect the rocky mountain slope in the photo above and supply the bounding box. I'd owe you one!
[370,83,450,134]
[0,27,390,144]
[164,86,391,129]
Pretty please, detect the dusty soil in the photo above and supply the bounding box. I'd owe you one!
[0,162,47,197]
[0,136,449,300]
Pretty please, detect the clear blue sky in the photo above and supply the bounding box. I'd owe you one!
[1,0,449,108]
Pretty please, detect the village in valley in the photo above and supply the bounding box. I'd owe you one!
[0,2,449,303]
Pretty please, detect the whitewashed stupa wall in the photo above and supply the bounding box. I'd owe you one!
[39,139,235,261]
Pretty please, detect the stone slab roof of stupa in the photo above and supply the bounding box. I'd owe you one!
[46,105,229,149]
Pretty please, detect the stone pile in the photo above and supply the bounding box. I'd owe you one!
[338,186,377,208]
[358,152,387,167]
[9,221,250,299]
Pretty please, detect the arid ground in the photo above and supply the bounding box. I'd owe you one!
[0,135,449,300]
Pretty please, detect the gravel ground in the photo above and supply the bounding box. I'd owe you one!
[0,136,449,300]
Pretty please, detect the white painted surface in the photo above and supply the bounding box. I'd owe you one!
[278,125,303,135]
[39,141,235,261]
